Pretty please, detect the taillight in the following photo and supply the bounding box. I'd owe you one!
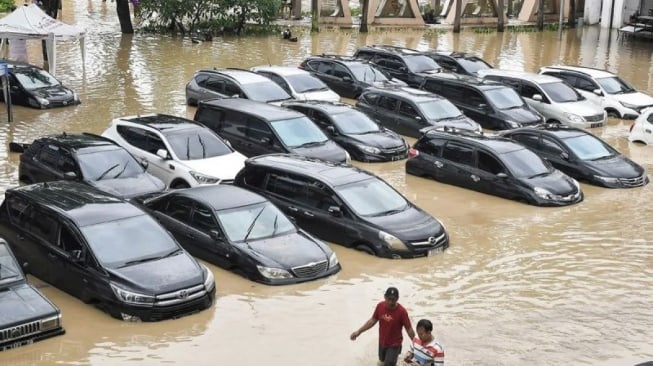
[408,148,419,158]
[629,123,635,132]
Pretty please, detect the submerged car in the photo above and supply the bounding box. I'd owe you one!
[406,127,583,206]
[16,133,165,198]
[138,185,341,285]
[4,61,80,109]
[500,124,648,188]
[629,108,653,145]
[0,238,65,351]
[0,182,216,322]
[251,66,340,102]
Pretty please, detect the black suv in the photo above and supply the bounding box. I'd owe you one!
[194,98,350,163]
[16,133,165,199]
[423,51,493,76]
[356,86,481,138]
[0,182,216,322]
[234,154,449,259]
[353,45,442,87]
[406,127,583,206]
[298,55,406,99]
[420,73,543,130]
[185,68,293,106]
[499,124,648,188]
[0,238,65,351]
[281,100,408,162]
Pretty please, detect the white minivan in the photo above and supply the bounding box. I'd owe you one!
[539,65,653,119]
[478,69,607,128]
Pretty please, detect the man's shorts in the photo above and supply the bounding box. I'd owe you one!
[378,344,402,366]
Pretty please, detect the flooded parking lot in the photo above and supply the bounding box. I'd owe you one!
[1,1,653,365]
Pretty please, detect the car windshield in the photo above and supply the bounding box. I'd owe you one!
[502,148,552,178]
[165,129,232,160]
[418,99,463,120]
[81,214,180,269]
[349,64,389,83]
[457,57,492,74]
[540,81,584,103]
[217,202,295,242]
[403,55,440,73]
[485,87,525,109]
[335,178,408,217]
[595,76,636,95]
[242,81,292,103]
[330,110,381,134]
[271,117,329,147]
[78,148,144,181]
[285,73,329,93]
[563,134,615,160]
[0,243,23,285]
[13,67,60,90]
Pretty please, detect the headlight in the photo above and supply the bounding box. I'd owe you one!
[345,151,351,164]
[40,314,61,331]
[563,112,584,123]
[256,265,293,279]
[354,143,381,154]
[378,230,408,250]
[35,96,50,106]
[504,120,522,128]
[594,175,619,184]
[534,187,553,200]
[620,101,639,110]
[202,264,215,291]
[190,171,220,184]
[328,252,339,268]
[110,283,155,305]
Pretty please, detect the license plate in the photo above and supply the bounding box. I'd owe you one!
[391,154,402,161]
[590,122,603,128]
[427,247,443,257]
[2,338,34,351]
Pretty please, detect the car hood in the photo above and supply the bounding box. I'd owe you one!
[244,232,329,268]
[107,252,203,294]
[502,107,542,124]
[88,173,165,199]
[428,115,480,131]
[294,90,340,102]
[180,152,247,180]
[613,91,653,107]
[522,170,579,195]
[0,284,59,327]
[557,100,603,116]
[364,206,443,241]
[583,155,645,178]
[31,85,74,101]
[290,140,347,163]
[347,130,405,149]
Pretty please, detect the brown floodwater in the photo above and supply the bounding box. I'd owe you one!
[1,1,653,365]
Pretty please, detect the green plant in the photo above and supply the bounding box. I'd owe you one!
[0,0,16,12]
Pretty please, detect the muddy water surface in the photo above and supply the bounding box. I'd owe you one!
[1,2,653,365]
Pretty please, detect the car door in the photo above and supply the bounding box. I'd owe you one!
[116,126,172,183]
[474,150,518,200]
[439,142,475,189]
[539,136,578,177]
[375,96,402,133]
[373,55,408,84]
[7,73,29,106]
[411,137,447,179]
[456,87,490,128]
[571,74,603,107]
[188,203,234,269]
[245,117,285,156]
[151,195,194,250]
[311,110,345,145]
[294,181,354,245]
[200,75,227,100]
[312,61,343,96]
[397,100,426,136]
[23,207,61,286]
[332,63,358,99]
[520,82,557,121]
[224,79,244,99]
[51,222,95,301]
[32,143,64,182]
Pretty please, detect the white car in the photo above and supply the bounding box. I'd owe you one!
[102,114,247,188]
[539,65,653,119]
[478,69,607,128]
[250,66,340,102]
[629,107,653,144]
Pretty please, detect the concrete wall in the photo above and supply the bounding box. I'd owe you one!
[597,0,640,28]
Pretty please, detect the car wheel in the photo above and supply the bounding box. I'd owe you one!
[355,244,376,256]
[171,180,190,189]
[606,109,620,118]
[547,119,561,125]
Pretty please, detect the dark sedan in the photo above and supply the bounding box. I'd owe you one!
[282,101,408,162]
[500,125,649,188]
[4,61,80,109]
[138,185,341,285]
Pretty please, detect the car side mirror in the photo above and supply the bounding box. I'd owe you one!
[209,230,221,240]
[22,261,29,274]
[478,103,489,111]
[342,76,353,83]
[231,94,240,98]
[71,250,84,262]
[496,172,508,178]
[156,149,170,160]
[532,94,543,102]
[399,66,408,72]
[140,159,149,169]
[326,126,336,135]
[327,205,343,217]
[593,89,603,96]
[63,171,77,180]
[561,152,569,160]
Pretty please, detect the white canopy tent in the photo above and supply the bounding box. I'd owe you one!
[0,4,86,76]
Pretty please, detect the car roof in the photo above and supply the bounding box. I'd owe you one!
[541,65,615,78]
[305,55,368,65]
[36,133,118,150]
[8,181,145,227]
[282,100,354,114]
[356,45,427,56]
[196,68,271,84]
[114,114,204,132]
[199,98,303,121]
[364,86,444,101]
[429,50,480,59]
[251,66,308,76]
[171,185,266,211]
[424,128,524,154]
[423,73,505,90]
[480,69,560,84]
[245,154,373,187]
[506,124,588,139]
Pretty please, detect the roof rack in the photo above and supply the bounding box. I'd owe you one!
[317,54,360,61]
[421,125,485,137]
[367,45,423,55]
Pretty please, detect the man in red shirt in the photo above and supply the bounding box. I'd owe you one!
[350,287,415,366]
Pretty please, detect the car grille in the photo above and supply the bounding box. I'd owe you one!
[619,175,648,187]
[149,293,213,321]
[48,98,76,107]
[292,260,328,278]
[410,232,448,248]
[583,114,604,122]
[0,321,41,343]
[155,284,206,307]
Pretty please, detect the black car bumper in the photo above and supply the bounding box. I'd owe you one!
[257,263,342,286]
[591,175,649,188]
[357,149,408,163]
[0,327,65,352]
[381,233,450,259]
[529,191,584,207]
[110,287,215,322]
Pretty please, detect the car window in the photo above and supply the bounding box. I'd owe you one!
[265,173,312,205]
[415,138,445,156]
[217,110,247,137]
[195,107,224,131]
[117,125,165,154]
[204,77,224,93]
[456,57,492,74]
[30,211,58,242]
[355,50,375,60]
[315,61,332,75]
[403,55,440,73]
[435,83,464,102]
[360,92,380,105]
[240,81,291,103]
[0,243,23,285]
[330,110,381,134]
[6,195,31,228]
[521,83,544,100]
[378,96,399,111]
[260,72,290,93]
[575,76,598,92]
[374,56,405,71]
[165,128,233,160]
[399,101,418,116]
[435,57,458,72]
[552,73,576,86]
[563,134,615,160]
[60,151,77,173]
[305,184,339,211]
[190,204,217,233]
[349,64,388,82]
[647,114,653,124]
[418,99,463,120]
[38,144,60,169]
[311,111,331,128]
[194,73,209,86]
[58,225,84,259]
[442,142,474,165]
[477,151,505,174]
[247,117,274,142]
[238,167,268,188]
[224,80,242,97]
[541,136,566,155]
[502,148,551,178]
[464,89,485,107]
[595,76,636,95]
[493,77,520,90]
[333,63,352,79]
[165,196,193,221]
[509,133,540,149]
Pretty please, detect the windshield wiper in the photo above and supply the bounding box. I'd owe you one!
[528,172,550,179]
[271,214,279,237]
[112,159,131,179]
[294,140,326,148]
[438,115,464,121]
[590,154,614,161]
[372,206,406,217]
[119,256,163,268]
[243,207,266,242]
[186,136,191,159]
[96,163,120,180]
[303,87,328,92]
[162,248,182,258]
[197,135,206,158]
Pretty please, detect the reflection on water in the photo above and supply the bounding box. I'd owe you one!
[0,1,652,365]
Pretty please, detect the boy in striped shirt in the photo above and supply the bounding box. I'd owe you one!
[403,319,444,366]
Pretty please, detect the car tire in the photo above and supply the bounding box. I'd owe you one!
[606,109,620,118]
[547,119,561,125]
[171,180,190,189]
[354,243,376,256]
